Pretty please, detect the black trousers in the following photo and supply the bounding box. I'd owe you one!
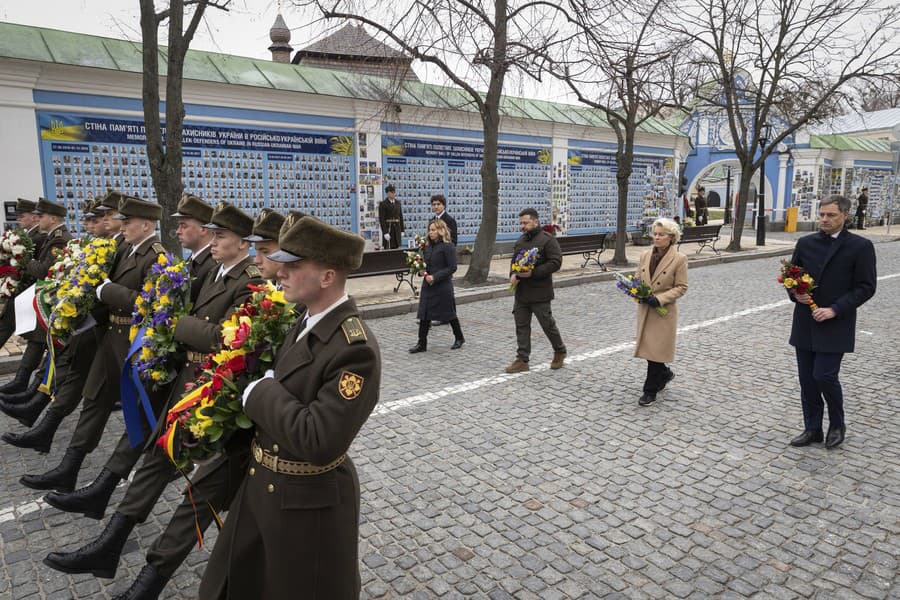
[855,208,866,229]
[513,300,566,361]
[795,348,844,431]
[0,303,15,350]
[643,361,671,394]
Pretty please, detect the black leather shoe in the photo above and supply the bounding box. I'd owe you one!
[638,393,657,406]
[450,339,464,350]
[825,426,846,449]
[0,369,32,395]
[658,369,675,392]
[2,409,64,454]
[408,344,427,354]
[0,391,50,428]
[789,430,824,447]
[112,563,170,600]
[44,468,121,520]
[43,512,135,578]
[20,447,85,492]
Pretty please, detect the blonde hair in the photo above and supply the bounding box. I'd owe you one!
[653,218,681,243]
[427,219,452,244]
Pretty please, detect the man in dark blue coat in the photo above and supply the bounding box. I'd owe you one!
[787,195,876,449]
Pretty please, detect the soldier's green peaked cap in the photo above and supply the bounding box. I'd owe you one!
[34,197,67,217]
[113,195,161,221]
[270,216,364,271]
[244,208,286,242]
[172,194,213,224]
[15,198,36,214]
[203,201,253,237]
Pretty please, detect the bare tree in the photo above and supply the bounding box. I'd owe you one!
[139,0,232,252]
[552,0,688,265]
[296,0,570,284]
[852,78,900,112]
[674,0,900,250]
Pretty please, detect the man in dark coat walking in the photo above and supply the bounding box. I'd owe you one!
[787,195,876,449]
[378,184,404,249]
[506,208,566,373]
[430,193,458,245]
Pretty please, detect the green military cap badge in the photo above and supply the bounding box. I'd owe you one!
[244,208,286,242]
[203,201,253,238]
[341,316,367,344]
[34,197,67,217]
[172,193,214,224]
[113,195,162,221]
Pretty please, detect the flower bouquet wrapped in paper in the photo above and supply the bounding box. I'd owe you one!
[157,282,296,469]
[777,260,819,310]
[35,237,117,346]
[128,254,193,390]
[614,272,668,316]
[0,228,35,313]
[509,247,539,291]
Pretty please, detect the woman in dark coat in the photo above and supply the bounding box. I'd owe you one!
[409,219,464,352]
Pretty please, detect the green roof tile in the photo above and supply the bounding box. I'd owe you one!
[810,134,890,153]
[0,21,686,139]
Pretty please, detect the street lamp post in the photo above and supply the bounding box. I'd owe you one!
[756,123,772,246]
[724,165,733,225]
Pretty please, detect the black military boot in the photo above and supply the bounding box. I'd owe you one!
[0,391,51,427]
[20,447,85,492]
[112,564,170,600]
[44,467,122,520]
[0,368,33,396]
[408,320,430,353]
[43,512,135,578]
[2,409,64,454]
[0,377,41,404]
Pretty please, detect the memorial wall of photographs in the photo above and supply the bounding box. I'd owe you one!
[38,112,355,237]
[382,136,552,242]
[566,150,672,232]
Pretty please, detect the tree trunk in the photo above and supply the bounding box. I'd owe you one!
[726,162,755,251]
[465,109,501,284]
[612,133,635,265]
[159,0,187,252]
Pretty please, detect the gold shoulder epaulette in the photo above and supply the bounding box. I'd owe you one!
[152,242,166,255]
[53,229,63,238]
[244,264,262,278]
[341,316,367,344]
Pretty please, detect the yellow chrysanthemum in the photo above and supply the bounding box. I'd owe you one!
[56,302,77,318]
[157,254,168,266]
[212,347,247,365]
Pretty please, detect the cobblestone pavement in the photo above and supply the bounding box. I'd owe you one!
[1,242,898,599]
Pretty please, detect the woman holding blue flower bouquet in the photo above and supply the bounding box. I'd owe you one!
[634,218,688,406]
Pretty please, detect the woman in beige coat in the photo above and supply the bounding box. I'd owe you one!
[634,218,688,406]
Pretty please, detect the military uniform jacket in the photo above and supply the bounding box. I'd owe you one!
[25,224,71,281]
[188,245,217,304]
[81,236,167,401]
[25,225,47,274]
[378,198,404,248]
[200,298,381,600]
[788,229,876,354]
[164,257,262,413]
[511,228,562,304]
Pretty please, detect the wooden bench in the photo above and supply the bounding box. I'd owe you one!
[678,224,723,255]
[349,249,418,296]
[556,233,611,270]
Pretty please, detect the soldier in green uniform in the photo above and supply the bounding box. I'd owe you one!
[43,202,263,584]
[89,209,287,600]
[0,198,71,398]
[0,198,43,370]
[200,216,381,600]
[20,196,166,493]
[172,194,217,303]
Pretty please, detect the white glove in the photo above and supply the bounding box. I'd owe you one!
[95,278,112,300]
[384,233,391,241]
[242,369,275,407]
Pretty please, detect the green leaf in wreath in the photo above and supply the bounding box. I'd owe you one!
[235,414,253,429]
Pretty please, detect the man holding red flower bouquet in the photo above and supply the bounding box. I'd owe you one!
[787,195,876,449]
